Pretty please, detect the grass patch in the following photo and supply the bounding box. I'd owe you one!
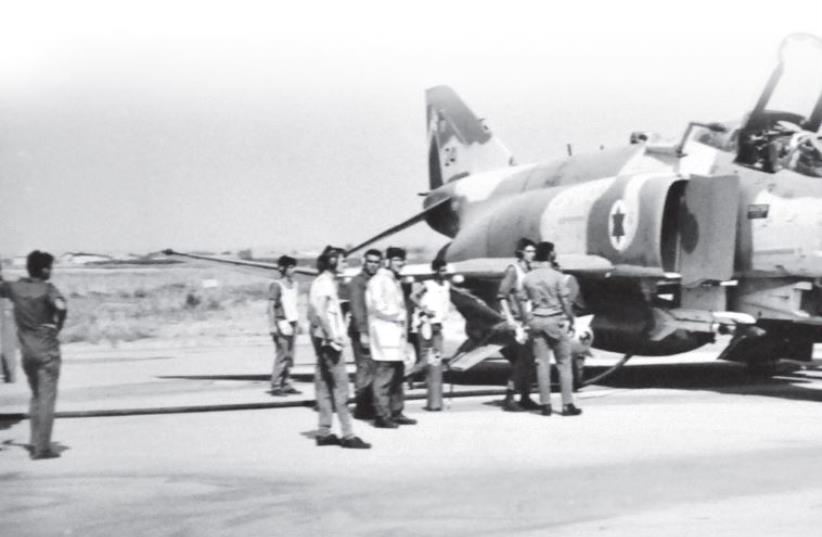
[46,266,307,345]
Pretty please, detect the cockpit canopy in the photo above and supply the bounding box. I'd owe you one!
[734,34,822,178]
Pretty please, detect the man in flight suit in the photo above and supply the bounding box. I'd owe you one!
[497,238,539,411]
[519,242,582,417]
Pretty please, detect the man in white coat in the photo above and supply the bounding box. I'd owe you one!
[366,247,417,429]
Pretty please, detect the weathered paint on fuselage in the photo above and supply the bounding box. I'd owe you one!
[725,161,822,278]
[426,140,822,280]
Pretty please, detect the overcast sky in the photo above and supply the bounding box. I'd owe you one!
[0,0,820,257]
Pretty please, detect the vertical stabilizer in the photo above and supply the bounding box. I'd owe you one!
[426,86,515,190]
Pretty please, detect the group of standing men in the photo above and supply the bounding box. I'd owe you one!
[498,239,582,417]
[267,245,441,449]
[266,238,581,450]
[0,239,579,459]
[349,248,452,424]
[0,239,581,459]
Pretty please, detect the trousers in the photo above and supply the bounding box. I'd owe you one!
[22,353,60,455]
[501,341,534,394]
[528,316,574,407]
[350,330,375,415]
[372,361,405,420]
[312,337,354,438]
[271,328,296,389]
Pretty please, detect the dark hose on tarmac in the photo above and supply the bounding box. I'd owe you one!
[580,353,633,387]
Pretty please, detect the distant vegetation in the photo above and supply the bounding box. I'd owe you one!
[51,266,310,346]
[3,246,438,346]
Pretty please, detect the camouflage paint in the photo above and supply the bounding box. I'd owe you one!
[587,172,679,267]
[422,82,822,357]
[426,85,513,188]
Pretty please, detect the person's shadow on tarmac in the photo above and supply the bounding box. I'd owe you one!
[1,420,71,457]
[0,417,23,453]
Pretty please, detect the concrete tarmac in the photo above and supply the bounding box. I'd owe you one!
[2,338,822,536]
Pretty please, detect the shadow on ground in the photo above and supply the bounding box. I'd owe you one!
[2,437,71,457]
[158,362,513,387]
[156,360,822,404]
[0,417,22,431]
[593,361,822,403]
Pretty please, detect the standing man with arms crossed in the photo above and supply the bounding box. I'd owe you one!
[520,241,582,417]
[0,251,67,459]
[309,246,370,449]
[268,255,301,396]
[367,246,417,428]
[347,248,382,420]
[498,238,539,412]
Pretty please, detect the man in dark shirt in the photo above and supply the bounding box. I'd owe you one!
[520,242,582,417]
[0,251,68,459]
[347,249,383,419]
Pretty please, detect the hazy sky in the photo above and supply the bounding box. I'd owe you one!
[1,0,820,257]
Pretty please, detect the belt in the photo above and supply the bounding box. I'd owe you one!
[532,312,563,318]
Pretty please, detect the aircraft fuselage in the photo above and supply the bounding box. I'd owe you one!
[425,139,822,357]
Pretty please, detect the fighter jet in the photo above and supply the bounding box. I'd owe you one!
[171,34,822,379]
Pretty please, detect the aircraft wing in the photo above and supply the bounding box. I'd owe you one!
[390,254,616,284]
[162,249,318,276]
[445,255,614,280]
[786,316,822,327]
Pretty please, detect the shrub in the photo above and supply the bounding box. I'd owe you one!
[184,293,202,309]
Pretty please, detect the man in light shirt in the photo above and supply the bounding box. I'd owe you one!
[366,247,417,429]
[411,258,451,411]
[308,246,370,449]
[268,255,301,396]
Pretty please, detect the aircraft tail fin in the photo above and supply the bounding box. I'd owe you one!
[426,85,515,190]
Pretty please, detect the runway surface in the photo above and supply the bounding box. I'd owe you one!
[2,338,822,536]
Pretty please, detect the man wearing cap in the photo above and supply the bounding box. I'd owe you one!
[268,255,301,396]
[347,248,383,419]
[366,246,417,428]
[0,250,67,459]
[519,241,582,417]
[308,246,370,448]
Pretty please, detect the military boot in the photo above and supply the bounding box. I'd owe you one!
[502,390,524,412]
